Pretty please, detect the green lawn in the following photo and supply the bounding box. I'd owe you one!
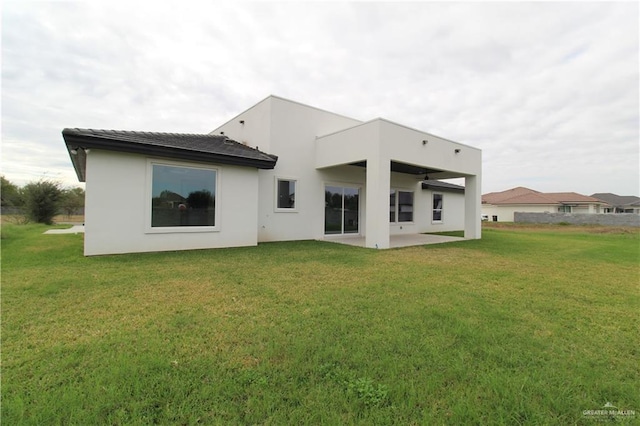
[2,223,639,425]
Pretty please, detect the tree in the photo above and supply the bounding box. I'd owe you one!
[187,190,214,209]
[1,175,23,207]
[60,187,85,217]
[22,179,63,224]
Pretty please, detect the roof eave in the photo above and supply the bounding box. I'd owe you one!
[421,182,465,193]
[63,132,277,183]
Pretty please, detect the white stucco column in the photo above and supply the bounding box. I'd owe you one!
[464,174,482,239]
[365,157,391,249]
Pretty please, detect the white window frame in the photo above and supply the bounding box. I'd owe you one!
[274,176,298,212]
[390,189,414,224]
[432,193,443,223]
[145,159,220,234]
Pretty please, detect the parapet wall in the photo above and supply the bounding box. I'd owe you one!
[514,212,640,227]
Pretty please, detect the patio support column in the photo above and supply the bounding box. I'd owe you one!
[464,174,481,239]
[365,156,390,249]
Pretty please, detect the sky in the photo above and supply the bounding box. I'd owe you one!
[2,1,639,196]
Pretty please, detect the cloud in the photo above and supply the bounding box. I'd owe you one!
[1,1,638,195]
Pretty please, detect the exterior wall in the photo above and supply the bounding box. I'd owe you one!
[316,118,481,177]
[573,204,602,214]
[482,204,556,222]
[84,150,259,255]
[388,173,465,234]
[378,119,481,178]
[430,190,466,232]
[262,98,364,242]
[515,212,640,227]
[212,95,476,245]
[211,96,274,152]
[215,96,363,243]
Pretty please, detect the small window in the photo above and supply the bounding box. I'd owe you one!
[390,190,414,223]
[276,178,296,210]
[558,205,572,213]
[151,163,216,229]
[433,193,443,222]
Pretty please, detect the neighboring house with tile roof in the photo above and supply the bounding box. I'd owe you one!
[591,193,640,214]
[482,187,607,222]
[64,95,482,255]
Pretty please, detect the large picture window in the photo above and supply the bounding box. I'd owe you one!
[433,193,443,222]
[276,178,296,210]
[390,190,414,223]
[151,163,216,228]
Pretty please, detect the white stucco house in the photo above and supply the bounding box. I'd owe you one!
[64,95,482,255]
[591,193,640,214]
[482,187,607,222]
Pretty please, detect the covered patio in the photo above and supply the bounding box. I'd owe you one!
[316,118,482,249]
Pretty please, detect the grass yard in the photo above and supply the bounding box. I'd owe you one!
[1,223,638,425]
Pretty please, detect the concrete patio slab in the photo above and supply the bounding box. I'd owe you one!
[44,225,85,234]
[323,233,464,249]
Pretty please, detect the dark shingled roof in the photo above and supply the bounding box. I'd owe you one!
[421,180,465,193]
[591,193,640,208]
[62,128,278,182]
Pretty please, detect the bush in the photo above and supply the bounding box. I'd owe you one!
[22,179,63,225]
[60,187,85,217]
[1,175,24,207]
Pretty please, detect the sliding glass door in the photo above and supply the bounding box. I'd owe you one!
[324,185,359,235]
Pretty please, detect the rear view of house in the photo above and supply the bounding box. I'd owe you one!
[64,95,482,255]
